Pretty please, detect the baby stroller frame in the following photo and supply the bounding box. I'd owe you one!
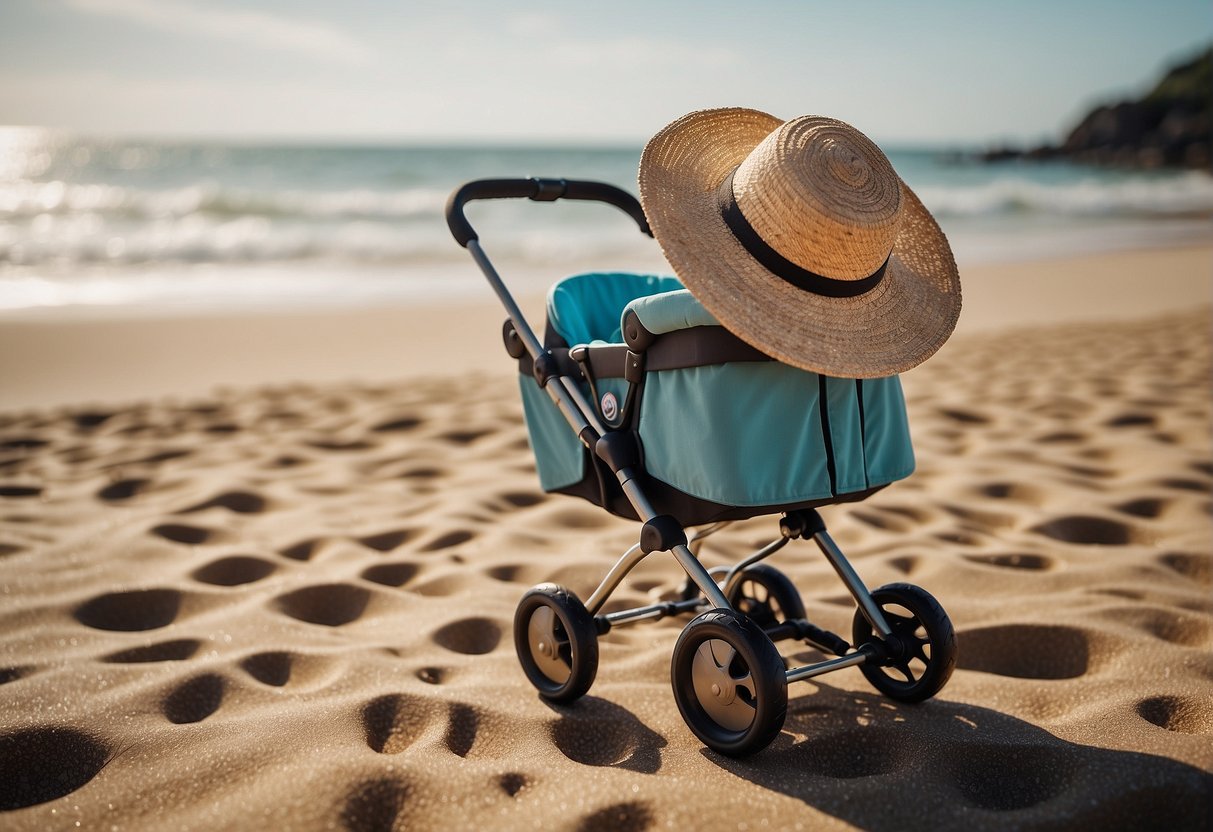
[447,178,956,756]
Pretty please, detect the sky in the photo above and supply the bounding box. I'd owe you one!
[0,0,1209,146]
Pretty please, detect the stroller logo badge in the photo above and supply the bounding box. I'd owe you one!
[600,392,619,421]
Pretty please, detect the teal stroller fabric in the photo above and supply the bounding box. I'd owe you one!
[518,272,915,511]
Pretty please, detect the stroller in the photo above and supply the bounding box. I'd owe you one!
[447,177,957,756]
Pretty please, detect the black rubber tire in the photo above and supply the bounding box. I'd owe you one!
[726,563,807,628]
[852,583,956,704]
[514,583,598,704]
[671,609,787,756]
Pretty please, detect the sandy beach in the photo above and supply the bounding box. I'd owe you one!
[1,245,1210,830]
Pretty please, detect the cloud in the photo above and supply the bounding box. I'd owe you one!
[64,0,373,67]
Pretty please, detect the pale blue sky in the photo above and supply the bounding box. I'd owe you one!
[0,0,1208,145]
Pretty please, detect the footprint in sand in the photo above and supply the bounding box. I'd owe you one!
[444,702,479,758]
[957,624,1096,680]
[575,801,654,832]
[421,530,475,552]
[339,777,411,832]
[132,448,191,466]
[361,693,434,754]
[431,618,501,655]
[485,564,527,584]
[1030,515,1136,545]
[192,556,278,587]
[274,584,372,627]
[978,481,1047,504]
[0,437,49,450]
[1157,552,1211,585]
[360,562,418,588]
[150,523,216,546]
[358,529,414,552]
[75,588,182,631]
[72,411,114,430]
[238,651,342,690]
[0,727,112,810]
[886,555,921,576]
[1136,695,1213,734]
[399,466,444,481]
[497,772,528,797]
[1112,497,1170,519]
[498,491,547,509]
[180,491,267,514]
[279,537,326,561]
[239,652,293,687]
[0,485,40,498]
[103,639,201,663]
[1106,606,1213,648]
[0,666,30,684]
[162,673,226,724]
[1105,411,1157,428]
[97,478,149,501]
[415,666,448,685]
[440,429,492,445]
[937,407,991,425]
[372,416,421,433]
[307,439,374,452]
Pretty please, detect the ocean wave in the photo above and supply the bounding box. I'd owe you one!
[0,212,654,268]
[2,169,1211,269]
[0,181,450,221]
[5,172,1212,228]
[918,172,1213,218]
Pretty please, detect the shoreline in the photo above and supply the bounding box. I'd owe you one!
[1,243,1208,411]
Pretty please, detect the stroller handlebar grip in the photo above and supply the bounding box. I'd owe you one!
[446,177,652,247]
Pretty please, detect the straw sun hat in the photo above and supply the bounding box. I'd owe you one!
[638,108,961,378]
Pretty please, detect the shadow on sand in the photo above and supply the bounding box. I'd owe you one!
[702,683,1211,830]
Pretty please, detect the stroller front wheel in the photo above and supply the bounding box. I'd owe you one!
[671,609,787,756]
[725,563,807,629]
[514,584,598,704]
[852,582,956,703]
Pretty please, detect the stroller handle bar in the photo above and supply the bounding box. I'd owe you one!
[445,177,653,247]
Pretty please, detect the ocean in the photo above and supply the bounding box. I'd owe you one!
[1,128,1210,315]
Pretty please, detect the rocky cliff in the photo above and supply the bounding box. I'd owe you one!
[983,47,1210,170]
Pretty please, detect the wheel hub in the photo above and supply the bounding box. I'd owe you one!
[527,605,571,684]
[691,638,755,730]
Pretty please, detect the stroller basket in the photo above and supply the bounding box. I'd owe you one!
[518,271,915,525]
[447,177,956,757]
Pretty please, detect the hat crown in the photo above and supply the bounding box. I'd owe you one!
[733,116,902,281]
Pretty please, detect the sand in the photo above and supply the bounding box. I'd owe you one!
[0,246,1210,830]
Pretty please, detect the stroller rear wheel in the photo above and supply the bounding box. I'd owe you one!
[671,609,787,756]
[852,582,956,703]
[514,584,598,703]
[726,563,806,628]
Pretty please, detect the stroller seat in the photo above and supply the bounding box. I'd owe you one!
[516,272,916,525]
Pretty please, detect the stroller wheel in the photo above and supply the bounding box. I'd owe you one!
[671,609,787,756]
[726,563,807,628]
[852,583,956,703]
[514,584,598,704]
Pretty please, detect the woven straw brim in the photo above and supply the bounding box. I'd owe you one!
[638,108,962,378]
